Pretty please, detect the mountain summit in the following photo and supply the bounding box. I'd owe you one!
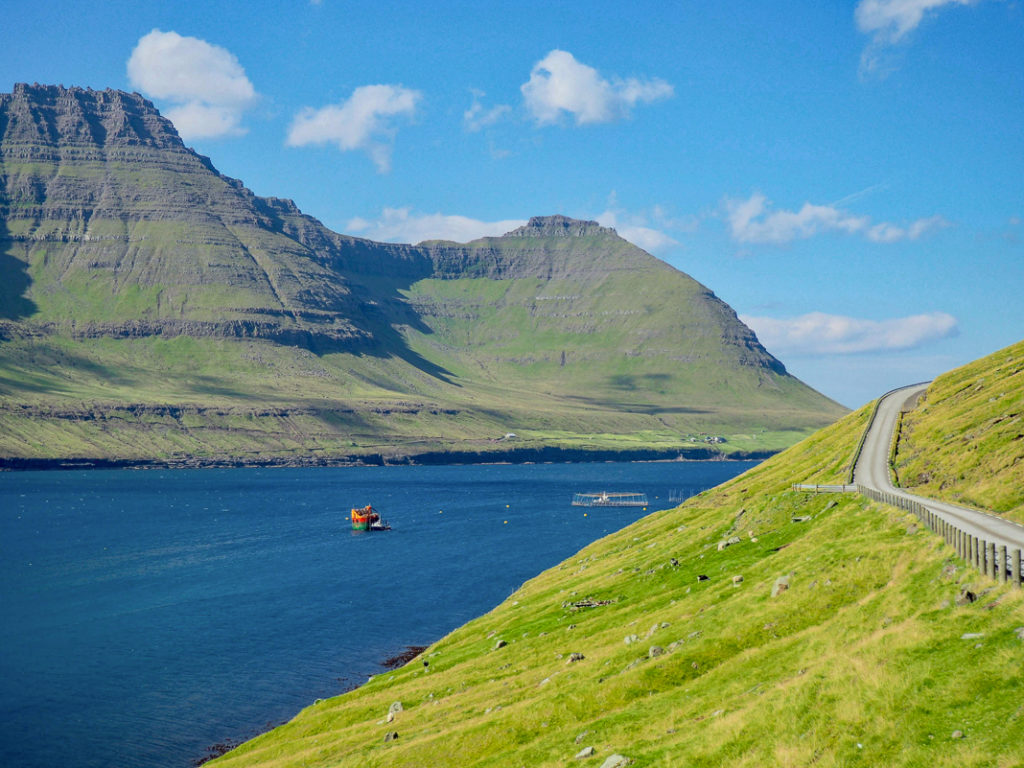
[504,215,615,238]
[0,85,845,466]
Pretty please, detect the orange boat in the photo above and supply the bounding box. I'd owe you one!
[351,505,390,531]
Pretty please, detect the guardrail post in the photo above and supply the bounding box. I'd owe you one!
[1013,548,1022,588]
[970,535,978,569]
[998,545,1008,583]
[989,542,998,579]
[980,540,988,575]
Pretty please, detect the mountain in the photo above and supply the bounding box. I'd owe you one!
[0,84,845,466]
[207,343,1024,768]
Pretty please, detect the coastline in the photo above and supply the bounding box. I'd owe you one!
[0,445,775,472]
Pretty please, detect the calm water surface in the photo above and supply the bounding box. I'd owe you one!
[0,461,754,767]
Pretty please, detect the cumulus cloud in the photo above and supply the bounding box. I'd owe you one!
[345,208,527,244]
[740,311,959,355]
[855,0,982,74]
[464,89,511,132]
[724,192,947,245]
[287,85,421,173]
[127,29,257,140]
[521,49,673,126]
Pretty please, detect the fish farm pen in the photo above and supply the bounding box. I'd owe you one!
[571,492,649,508]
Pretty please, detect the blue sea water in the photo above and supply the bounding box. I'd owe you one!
[0,461,754,767]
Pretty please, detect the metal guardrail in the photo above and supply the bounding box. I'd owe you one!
[858,485,1023,587]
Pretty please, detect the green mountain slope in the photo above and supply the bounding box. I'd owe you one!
[210,344,1024,767]
[894,340,1024,522]
[0,84,844,465]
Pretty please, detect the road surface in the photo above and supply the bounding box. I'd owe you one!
[854,383,1024,553]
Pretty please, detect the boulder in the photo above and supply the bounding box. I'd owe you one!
[575,746,596,758]
[771,575,790,597]
[600,755,633,768]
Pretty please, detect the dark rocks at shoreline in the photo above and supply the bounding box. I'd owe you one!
[382,646,428,670]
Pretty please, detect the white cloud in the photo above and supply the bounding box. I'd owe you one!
[724,192,947,245]
[866,215,949,242]
[855,0,982,74]
[127,29,257,140]
[521,49,673,126]
[740,311,959,355]
[345,208,527,244]
[287,85,421,173]
[595,207,680,254]
[464,90,511,132]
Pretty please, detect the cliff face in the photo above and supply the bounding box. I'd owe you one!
[0,83,376,348]
[0,84,844,463]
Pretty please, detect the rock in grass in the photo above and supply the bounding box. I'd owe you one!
[771,574,790,597]
[384,731,399,742]
[567,652,585,664]
[575,730,590,744]
[388,701,403,715]
[648,646,664,659]
[956,588,977,605]
[600,755,633,768]
[493,639,507,650]
[952,730,964,739]
[960,632,984,640]
[732,574,744,585]
[1015,627,1024,641]
[624,634,639,645]
[575,746,596,758]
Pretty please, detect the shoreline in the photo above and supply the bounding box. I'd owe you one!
[0,445,775,472]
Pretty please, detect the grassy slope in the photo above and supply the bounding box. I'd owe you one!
[0,332,813,462]
[210,388,1024,767]
[894,340,1024,523]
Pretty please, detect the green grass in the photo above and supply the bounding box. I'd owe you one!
[206,383,1024,768]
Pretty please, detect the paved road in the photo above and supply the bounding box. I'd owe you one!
[854,383,1024,551]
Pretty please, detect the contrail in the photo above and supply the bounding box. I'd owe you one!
[829,181,889,208]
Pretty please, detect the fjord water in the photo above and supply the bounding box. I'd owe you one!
[1,461,753,768]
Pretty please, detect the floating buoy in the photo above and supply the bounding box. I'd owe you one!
[504,520,508,524]
[506,504,510,508]
[584,513,588,517]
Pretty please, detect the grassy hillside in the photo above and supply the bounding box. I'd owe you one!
[894,340,1024,522]
[209,370,1024,767]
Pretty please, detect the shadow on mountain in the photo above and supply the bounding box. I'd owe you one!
[606,373,673,391]
[0,223,38,321]
[563,393,710,415]
[306,239,459,386]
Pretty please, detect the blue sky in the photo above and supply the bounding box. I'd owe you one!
[3,0,1022,407]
